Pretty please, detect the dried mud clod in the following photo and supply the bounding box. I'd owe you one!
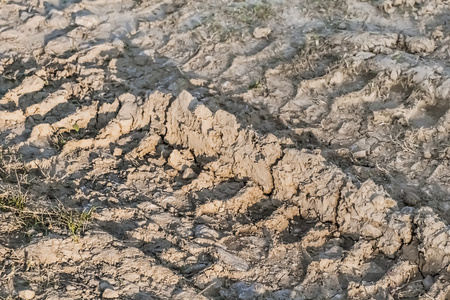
[1,0,450,299]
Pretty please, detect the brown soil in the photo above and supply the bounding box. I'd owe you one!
[1,0,450,299]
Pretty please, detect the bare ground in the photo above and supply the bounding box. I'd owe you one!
[1,0,450,299]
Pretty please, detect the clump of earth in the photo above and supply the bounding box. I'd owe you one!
[1,0,450,299]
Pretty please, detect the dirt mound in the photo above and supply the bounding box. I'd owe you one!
[1,0,450,299]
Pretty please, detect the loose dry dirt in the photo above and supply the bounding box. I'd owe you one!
[1,0,450,299]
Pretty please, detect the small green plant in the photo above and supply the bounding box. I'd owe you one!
[228,3,272,25]
[73,123,80,133]
[0,151,94,242]
[51,133,67,150]
[0,190,26,211]
[51,125,83,150]
[209,22,234,42]
[249,79,262,89]
[0,189,95,242]
[393,53,402,62]
[58,206,95,241]
[251,4,272,21]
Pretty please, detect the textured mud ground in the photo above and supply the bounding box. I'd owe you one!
[1,0,450,299]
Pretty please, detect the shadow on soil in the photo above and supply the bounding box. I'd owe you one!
[1,6,449,298]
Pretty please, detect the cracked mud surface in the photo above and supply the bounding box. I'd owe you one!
[1,0,450,299]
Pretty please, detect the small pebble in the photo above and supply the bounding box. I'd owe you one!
[182,167,197,179]
[337,22,347,29]
[423,275,434,290]
[253,27,271,39]
[102,288,119,299]
[113,148,123,157]
[18,290,35,300]
[217,248,249,271]
[353,150,367,158]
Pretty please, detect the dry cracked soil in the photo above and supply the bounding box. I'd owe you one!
[1,0,450,299]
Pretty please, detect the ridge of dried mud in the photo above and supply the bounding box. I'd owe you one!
[1,0,450,299]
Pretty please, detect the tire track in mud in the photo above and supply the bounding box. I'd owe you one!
[1,0,450,299]
[5,83,449,298]
[125,89,450,299]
